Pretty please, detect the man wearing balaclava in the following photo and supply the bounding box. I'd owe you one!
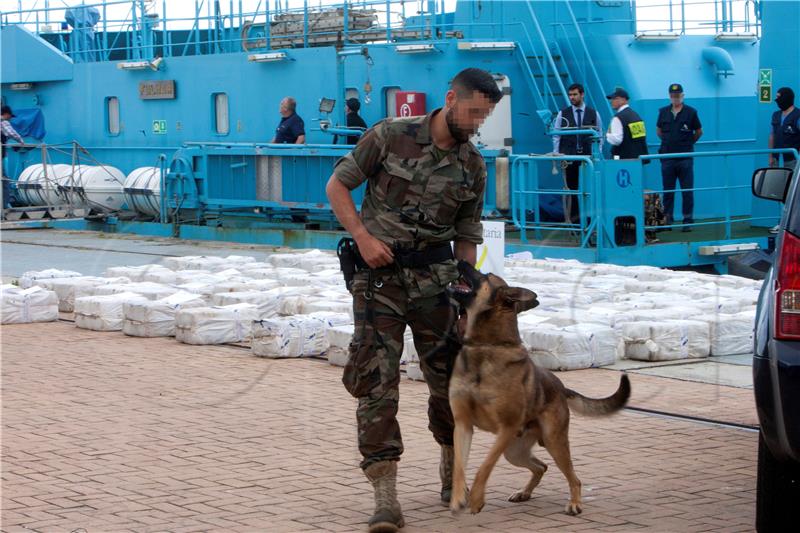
[769,87,800,168]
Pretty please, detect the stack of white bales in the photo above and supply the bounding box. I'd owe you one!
[1,285,59,324]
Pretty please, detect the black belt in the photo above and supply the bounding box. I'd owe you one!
[392,243,454,268]
[352,241,454,270]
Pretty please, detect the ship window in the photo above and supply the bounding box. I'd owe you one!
[106,97,120,135]
[213,92,229,135]
[384,87,400,118]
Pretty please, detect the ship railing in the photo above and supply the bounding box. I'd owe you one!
[0,0,448,61]
[633,0,760,36]
[510,153,597,250]
[638,148,798,238]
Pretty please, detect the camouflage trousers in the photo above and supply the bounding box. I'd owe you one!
[343,268,461,471]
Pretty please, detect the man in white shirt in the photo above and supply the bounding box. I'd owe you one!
[605,88,648,161]
[552,84,602,225]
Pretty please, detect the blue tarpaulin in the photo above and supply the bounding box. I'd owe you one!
[65,5,101,63]
[9,108,46,140]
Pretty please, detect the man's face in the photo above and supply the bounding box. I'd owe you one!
[610,96,626,110]
[1,113,9,120]
[444,89,496,143]
[279,99,292,117]
[669,93,684,107]
[568,89,583,107]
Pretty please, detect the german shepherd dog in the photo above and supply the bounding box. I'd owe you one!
[448,261,630,516]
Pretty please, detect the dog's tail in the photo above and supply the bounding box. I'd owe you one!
[565,374,630,416]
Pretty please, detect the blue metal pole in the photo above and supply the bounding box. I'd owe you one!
[163,0,170,57]
[385,0,391,42]
[266,0,271,50]
[303,0,309,48]
[343,0,348,43]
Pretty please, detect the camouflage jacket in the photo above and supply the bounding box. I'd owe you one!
[333,109,487,298]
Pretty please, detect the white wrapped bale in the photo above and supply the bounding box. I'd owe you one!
[173,270,218,284]
[210,281,256,294]
[326,324,355,366]
[251,312,351,358]
[704,313,755,356]
[18,269,82,289]
[302,299,353,317]
[241,279,282,291]
[91,282,176,301]
[210,291,280,319]
[44,276,131,312]
[105,264,173,282]
[621,320,710,361]
[693,296,742,315]
[122,292,206,337]
[75,292,149,331]
[175,303,259,345]
[581,306,637,329]
[175,282,215,298]
[267,250,333,269]
[140,269,181,285]
[522,323,621,371]
[239,267,278,280]
[1,286,59,324]
[629,306,703,322]
[270,267,340,287]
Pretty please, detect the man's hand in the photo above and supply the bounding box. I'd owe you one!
[355,232,394,268]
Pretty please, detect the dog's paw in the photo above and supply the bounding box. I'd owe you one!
[508,490,531,503]
[468,493,485,515]
[564,501,583,516]
[450,491,468,516]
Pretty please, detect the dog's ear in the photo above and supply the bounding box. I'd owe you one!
[498,286,539,313]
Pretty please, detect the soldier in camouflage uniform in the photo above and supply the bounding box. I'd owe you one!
[326,68,502,533]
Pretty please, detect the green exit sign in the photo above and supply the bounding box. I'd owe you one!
[152,120,167,134]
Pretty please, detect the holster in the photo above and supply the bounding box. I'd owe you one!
[337,237,368,286]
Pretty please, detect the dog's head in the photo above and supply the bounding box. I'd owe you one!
[450,261,539,317]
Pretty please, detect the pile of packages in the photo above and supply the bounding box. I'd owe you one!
[11,250,760,375]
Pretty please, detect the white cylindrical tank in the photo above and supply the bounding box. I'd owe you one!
[123,167,162,217]
[16,164,43,205]
[76,165,127,212]
[16,164,73,206]
[58,164,90,208]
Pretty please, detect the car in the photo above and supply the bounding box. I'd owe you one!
[751,163,800,532]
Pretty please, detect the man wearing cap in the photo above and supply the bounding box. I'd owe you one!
[344,98,369,145]
[656,84,703,232]
[1,105,25,210]
[605,88,648,161]
[769,87,800,169]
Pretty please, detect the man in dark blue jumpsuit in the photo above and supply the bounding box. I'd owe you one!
[656,84,703,232]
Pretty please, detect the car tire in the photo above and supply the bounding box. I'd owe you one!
[756,431,800,532]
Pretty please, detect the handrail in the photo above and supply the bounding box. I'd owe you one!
[523,0,568,109]
[562,0,612,118]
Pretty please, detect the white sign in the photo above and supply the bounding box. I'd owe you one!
[476,220,505,276]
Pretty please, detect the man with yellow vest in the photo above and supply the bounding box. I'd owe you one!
[605,88,649,160]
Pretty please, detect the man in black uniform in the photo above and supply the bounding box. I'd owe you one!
[344,98,368,145]
[605,87,648,161]
[769,87,800,169]
[656,83,703,232]
[553,83,602,225]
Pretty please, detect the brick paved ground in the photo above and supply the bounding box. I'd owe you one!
[2,322,757,532]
